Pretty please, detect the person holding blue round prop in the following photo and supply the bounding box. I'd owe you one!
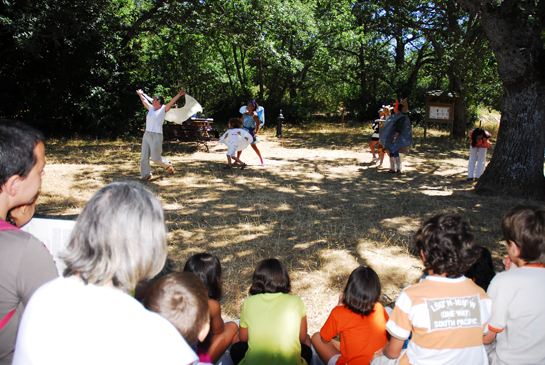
[379,99,412,173]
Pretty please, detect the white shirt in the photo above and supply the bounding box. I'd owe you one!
[146,105,167,133]
[13,276,198,365]
[487,265,545,365]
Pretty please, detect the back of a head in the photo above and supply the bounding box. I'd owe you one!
[465,246,496,291]
[471,127,485,147]
[63,181,167,292]
[249,258,291,295]
[415,214,480,278]
[229,117,242,129]
[0,120,44,189]
[502,205,545,265]
[342,266,381,317]
[183,253,222,301]
[144,271,210,345]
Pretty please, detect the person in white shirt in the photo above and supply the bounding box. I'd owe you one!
[12,181,198,365]
[136,88,185,180]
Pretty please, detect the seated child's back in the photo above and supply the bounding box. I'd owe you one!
[383,214,492,365]
[485,206,545,365]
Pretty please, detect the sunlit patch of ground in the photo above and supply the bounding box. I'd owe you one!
[38,121,528,333]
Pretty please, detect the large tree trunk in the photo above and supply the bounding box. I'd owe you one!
[455,0,545,198]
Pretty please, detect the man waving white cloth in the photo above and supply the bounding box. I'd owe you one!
[136,88,185,180]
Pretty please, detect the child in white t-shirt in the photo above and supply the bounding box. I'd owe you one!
[484,205,545,365]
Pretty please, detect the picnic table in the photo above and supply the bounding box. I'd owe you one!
[188,118,214,138]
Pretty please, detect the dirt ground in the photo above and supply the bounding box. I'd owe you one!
[37,122,531,334]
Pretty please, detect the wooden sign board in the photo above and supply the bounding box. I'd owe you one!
[425,102,454,123]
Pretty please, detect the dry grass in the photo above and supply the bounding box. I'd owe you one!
[37,119,532,334]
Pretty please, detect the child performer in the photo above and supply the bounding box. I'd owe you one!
[376,106,392,169]
[237,100,265,167]
[467,127,491,181]
[312,266,389,365]
[370,110,382,162]
[373,214,492,365]
[144,272,212,364]
[184,253,239,364]
[484,206,545,365]
[219,118,252,170]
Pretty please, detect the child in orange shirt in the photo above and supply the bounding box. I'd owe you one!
[311,266,389,365]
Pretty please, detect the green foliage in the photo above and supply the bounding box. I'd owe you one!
[0,0,503,137]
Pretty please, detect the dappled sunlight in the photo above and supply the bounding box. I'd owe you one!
[37,127,523,332]
[419,185,453,196]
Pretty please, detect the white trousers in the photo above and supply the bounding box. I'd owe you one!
[468,146,487,178]
[141,131,171,178]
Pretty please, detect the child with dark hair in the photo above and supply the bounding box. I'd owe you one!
[373,214,492,365]
[465,246,496,291]
[184,253,239,363]
[312,266,389,365]
[143,272,211,350]
[230,258,311,365]
[218,118,252,170]
[484,206,545,365]
[467,127,491,181]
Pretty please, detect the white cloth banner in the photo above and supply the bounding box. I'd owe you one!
[165,94,203,124]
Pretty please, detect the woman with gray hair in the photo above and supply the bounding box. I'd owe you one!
[12,182,198,365]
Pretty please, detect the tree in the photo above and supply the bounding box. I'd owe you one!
[454,0,545,198]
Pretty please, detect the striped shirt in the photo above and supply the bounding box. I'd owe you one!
[386,275,491,365]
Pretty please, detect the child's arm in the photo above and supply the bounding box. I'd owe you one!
[372,337,404,360]
[483,329,497,345]
[299,316,311,346]
[209,299,225,335]
[239,326,248,342]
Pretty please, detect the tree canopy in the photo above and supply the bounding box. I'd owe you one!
[1,0,543,196]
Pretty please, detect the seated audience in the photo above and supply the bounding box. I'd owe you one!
[12,182,197,365]
[373,214,491,364]
[230,258,312,365]
[484,205,545,365]
[184,253,239,363]
[465,246,496,291]
[144,271,212,363]
[312,266,389,365]
[0,121,57,365]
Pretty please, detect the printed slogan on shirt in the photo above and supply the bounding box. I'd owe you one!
[426,294,481,331]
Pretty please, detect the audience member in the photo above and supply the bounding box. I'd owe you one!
[144,271,212,363]
[373,214,491,364]
[230,258,312,365]
[184,253,239,363]
[465,246,496,291]
[12,182,197,365]
[312,266,389,365]
[484,205,545,365]
[0,120,57,365]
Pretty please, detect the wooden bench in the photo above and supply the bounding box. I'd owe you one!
[163,123,209,151]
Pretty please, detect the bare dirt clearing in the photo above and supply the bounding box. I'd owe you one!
[38,122,529,333]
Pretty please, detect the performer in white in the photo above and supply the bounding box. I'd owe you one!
[136,88,185,180]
